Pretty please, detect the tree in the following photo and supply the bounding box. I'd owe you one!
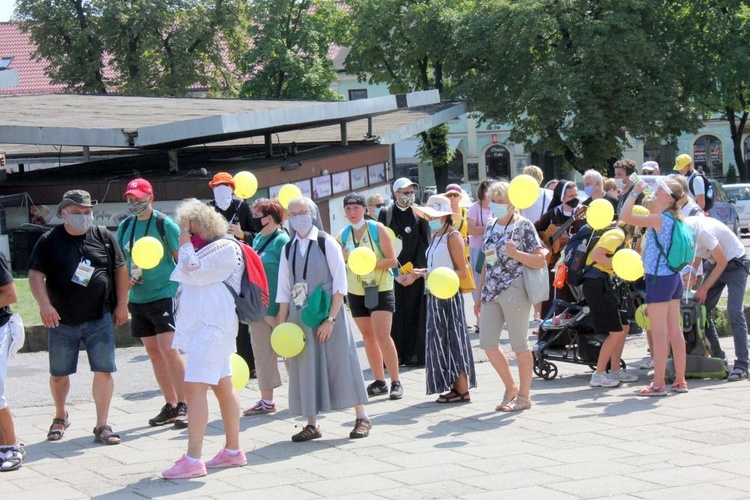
[346,0,467,191]
[670,1,750,181]
[451,0,700,174]
[238,0,347,100]
[15,0,241,96]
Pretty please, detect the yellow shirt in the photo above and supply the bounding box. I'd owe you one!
[337,222,394,295]
[585,228,625,275]
[450,207,470,258]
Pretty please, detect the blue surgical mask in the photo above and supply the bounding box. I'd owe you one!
[584,185,595,197]
[489,202,509,220]
[428,220,444,231]
[374,207,382,219]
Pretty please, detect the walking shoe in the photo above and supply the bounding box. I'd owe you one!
[149,403,178,427]
[349,418,372,439]
[173,402,188,428]
[366,380,388,396]
[389,381,404,400]
[639,359,654,370]
[205,447,247,468]
[292,424,322,442]
[243,400,276,416]
[590,372,620,388]
[162,455,207,479]
[607,369,639,383]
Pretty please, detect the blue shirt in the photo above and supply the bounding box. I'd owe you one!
[643,213,677,276]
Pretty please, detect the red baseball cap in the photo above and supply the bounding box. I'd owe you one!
[124,178,154,198]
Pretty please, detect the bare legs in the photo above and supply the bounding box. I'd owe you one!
[647,300,686,387]
[49,372,114,432]
[185,376,240,459]
[355,311,399,383]
[485,348,532,401]
[142,332,186,407]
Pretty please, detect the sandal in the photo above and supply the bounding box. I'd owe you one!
[670,381,689,393]
[47,412,70,441]
[495,390,519,411]
[435,390,471,403]
[500,396,532,412]
[93,425,121,445]
[638,382,667,397]
[727,368,748,382]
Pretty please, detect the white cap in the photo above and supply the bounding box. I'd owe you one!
[392,177,417,192]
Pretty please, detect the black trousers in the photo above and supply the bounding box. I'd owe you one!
[391,280,427,366]
[235,322,255,374]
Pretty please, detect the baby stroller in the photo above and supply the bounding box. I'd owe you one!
[666,295,729,380]
[533,295,626,380]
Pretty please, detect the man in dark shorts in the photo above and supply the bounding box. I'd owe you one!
[28,190,128,445]
[116,178,187,427]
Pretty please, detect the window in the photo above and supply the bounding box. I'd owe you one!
[485,145,510,179]
[692,135,723,177]
[348,89,368,101]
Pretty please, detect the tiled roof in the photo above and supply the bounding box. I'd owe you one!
[0,22,67,95]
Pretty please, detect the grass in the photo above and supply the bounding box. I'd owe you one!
[13,278,41,326]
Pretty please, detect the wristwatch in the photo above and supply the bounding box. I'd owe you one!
[326,316,336,324]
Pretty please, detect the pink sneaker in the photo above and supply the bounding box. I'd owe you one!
[162,454,207,479]
[205,447,247,468]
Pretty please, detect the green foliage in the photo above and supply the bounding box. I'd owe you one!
[451,0,700,173]
[15,0,241,96]
[238,0,347,100]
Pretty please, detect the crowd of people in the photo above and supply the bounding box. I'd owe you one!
[0,154,747,477]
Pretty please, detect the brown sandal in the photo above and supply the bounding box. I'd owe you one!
[435,390,471,403]
[93,425,121,445]
[47,412,70,441]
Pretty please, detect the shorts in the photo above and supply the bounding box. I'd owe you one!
[48,314,117,377]
[582,276,627,334]
[128,298,175,338]
[348,290,396,317]
[184,352,232,386]
[0,322,11,410]
[479,278,531,353]
[645,273,683,304]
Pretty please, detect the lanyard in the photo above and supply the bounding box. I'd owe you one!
[351,223,375,251]
[128,215,153,254]
[291,239,314,281]
[427,229,449,269]
[254,229,280,254]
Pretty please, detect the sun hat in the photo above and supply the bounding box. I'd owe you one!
[209,172,235,189]
[57,190,97,216]
[443,183,462,196]
[412,194,453,219]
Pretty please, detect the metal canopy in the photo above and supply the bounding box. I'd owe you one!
[0,90,461,149]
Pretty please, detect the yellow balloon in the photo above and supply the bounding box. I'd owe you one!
[233,171,258,199]
[508,174,540,210]
[427,266,460,299]
[278,184,303,209]
[230,353,250,391]
[271,322,305,358]
[612,249,644,281]
[632,205,650,217]
[348,246,377,276]
[131,236,164,270]
[586,198,615,230]
[635,304,651,330]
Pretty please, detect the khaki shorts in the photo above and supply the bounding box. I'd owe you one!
[479,277,532,353]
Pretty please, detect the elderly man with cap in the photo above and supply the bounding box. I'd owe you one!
[116,178,187,428]
[378,178,430,366]
[207,172,258,378]
[674,154,708,211]
[641,161,660,176]
[28,190,128,445]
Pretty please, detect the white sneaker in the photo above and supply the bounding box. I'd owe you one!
[590,372,621,388]
[639,359,654,370]
[607,369,639,383]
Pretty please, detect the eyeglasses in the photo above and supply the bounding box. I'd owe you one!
[371,203,386,208]
[287,211,310,217]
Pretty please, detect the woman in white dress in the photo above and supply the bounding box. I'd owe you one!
[162,199,247,479]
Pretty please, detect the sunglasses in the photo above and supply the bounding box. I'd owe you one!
[371,203,386,208]
[446,193,461,198]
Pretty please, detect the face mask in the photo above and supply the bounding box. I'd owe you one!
[251,216,266,233]
[399,193,415,207]
[565,197,580,208]
[290,214,313,236]
[213,185,233,211]
[63,212,94,233]
[584,185,595,197]
[127,199,150,217]
[351,218,366,230]
[489,202,509,220]
[374,207,383,219]
[614,179,625,190]
[190,233,209,250]
[428,220,444,231]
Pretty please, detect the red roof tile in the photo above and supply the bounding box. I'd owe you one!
[0,22,67,95]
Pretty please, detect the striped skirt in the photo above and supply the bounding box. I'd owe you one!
[425,293,477,395]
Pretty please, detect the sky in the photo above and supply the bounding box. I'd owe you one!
[0,0,13,21]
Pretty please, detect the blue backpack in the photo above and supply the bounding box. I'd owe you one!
[651,213,696,273]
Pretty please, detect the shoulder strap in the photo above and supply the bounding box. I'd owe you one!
[154,211,170,253]
[386,206,393,227]
[367,220,380,247]
[284,234,327,259]
[341,225,352,246]
[118,215,134,250]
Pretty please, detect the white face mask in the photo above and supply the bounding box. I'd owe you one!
[63,211,94,233]
[213,185,233,211]
[351,218,366,230]
[614,178,625,190]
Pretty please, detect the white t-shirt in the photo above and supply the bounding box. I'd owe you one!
[680,198,704,218]
[520,188,553,224]
[684,216,745,262]
[686,171,706,198]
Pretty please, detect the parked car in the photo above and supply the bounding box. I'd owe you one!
[641,176,741,236]
[723,184,750,234]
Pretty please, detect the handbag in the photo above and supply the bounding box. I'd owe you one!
[520,219,549,304]
[459,260,476,293]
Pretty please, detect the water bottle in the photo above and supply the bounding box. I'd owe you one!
[553,263,568,289]
[629,173,653,195]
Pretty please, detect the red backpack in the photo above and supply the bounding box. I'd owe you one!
[225,239,270,324]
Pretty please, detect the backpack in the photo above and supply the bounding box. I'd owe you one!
[340,220,383,254]
[284,234,327,260]
[688,172,714,211]
[225,239,270,324]
[651,212,696,273]
[562,225,611,287]
[119,211,172,256]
